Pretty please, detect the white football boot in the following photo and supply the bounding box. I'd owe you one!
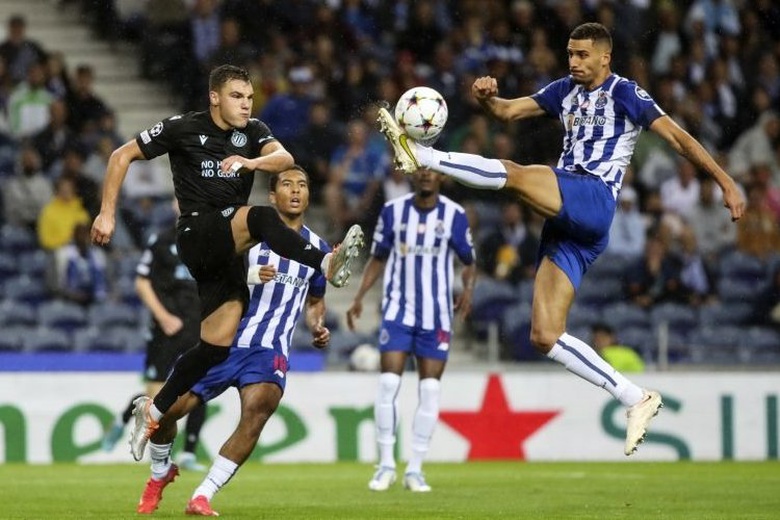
[625,390,663,456]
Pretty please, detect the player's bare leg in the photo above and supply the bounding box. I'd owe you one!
[187,383,281,515]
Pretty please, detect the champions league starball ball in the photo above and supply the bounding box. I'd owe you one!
[394,86,448,146]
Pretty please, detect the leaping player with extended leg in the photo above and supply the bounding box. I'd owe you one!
[377,23,745,455]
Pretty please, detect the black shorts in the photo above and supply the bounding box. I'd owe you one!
[144,324,200,382]
[176,207,249,320]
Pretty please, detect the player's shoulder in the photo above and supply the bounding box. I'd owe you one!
[437,193,468,214]
[301,226,332,254]
[384,192,415,210]
[610,74,654,102]
[536,76,576,97]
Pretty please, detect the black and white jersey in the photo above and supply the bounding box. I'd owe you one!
[136,226,199,321]
[135,111,276,214]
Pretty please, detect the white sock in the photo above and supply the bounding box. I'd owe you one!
[406,378,440,475]
[416,146,507,190]
[547,333,644,406]
[149,442,172,480]
[375,372,401,469]
[192,455,239,501]
[320,253,331,275]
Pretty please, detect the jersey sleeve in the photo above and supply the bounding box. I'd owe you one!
[135,233,159,278]
[370,204,394,260]
[613,80,666,129]
[250,119,277,150]
[530,77,571,117]
[449,209,475,265]
[136,115,185,160]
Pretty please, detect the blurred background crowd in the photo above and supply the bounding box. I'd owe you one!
[1,0,780,367]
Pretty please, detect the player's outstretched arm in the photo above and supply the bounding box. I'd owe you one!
[472,76,545,122]
[650,115,745,221]
[91,139,145,246]
[455,263,477,320]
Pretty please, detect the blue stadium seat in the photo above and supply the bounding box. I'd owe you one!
[576,278,624,307]
[0,252,19,283]
[650,302,699,333]
[566,303,602,330]
[0,299,37,327]
[73,327,103,352]
[3,275,49,305]
[469,278,519,340]
[718,278,766,302]
[698,301,754,327]
[0,225,37,254]
[587,253,631,281]
[17,250,50,278]
[616,325,654,358]
[115,276,142,307]
[742,327,780,364]
[38,300,88,333]
[116,253,142,278]
[515,279,534,303]
[88,302,139,329]
[0,325,30,352]
[22,328,72,352]
[601,302,651,330]
[719,251,768,283]
[688,325,746,364]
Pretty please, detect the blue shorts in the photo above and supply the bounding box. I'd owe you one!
[378,321,450,361]
[538,168,616,289]
[191,347,287,402]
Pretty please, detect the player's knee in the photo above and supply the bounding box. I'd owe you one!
[529,326,559,354]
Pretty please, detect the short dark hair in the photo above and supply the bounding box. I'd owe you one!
[570,22,612,50]
[268,165,309,192]
[209,64,251,91]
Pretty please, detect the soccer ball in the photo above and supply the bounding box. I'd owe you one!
[349,343,381,372]
[394,86,448,145]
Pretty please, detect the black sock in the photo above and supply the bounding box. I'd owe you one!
[153,341,229,414]
[247,206,325,272]
[121,393,145,424]
[184,402,206,453]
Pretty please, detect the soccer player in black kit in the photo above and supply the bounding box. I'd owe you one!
[90,64,364,461]
[102,213,207,472]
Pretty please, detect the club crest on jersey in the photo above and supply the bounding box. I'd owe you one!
[435,221,445,238]
[231,131,247,147]
[595,91,608,108]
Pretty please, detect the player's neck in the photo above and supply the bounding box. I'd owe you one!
[279,213,303,231]
[414,192,438,210]
[582,70,612,91]
[209,108,232,131]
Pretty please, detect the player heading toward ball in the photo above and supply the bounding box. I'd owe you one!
[378,22,745,455]
[90,64,364,462]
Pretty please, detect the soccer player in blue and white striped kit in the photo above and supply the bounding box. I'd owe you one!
[347,168,477,492]
[378,22,745,456]
[135,166,333,516]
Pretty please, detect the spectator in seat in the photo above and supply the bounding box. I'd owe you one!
[53,221,108,306]
[2,143,52,232]
[8,60,53,138]
[478,199,539,284]
[736,181,780,261]
[37,175,89,251]
[607,184,646,260]
[31,99,75,174]
[625,231,686,308]
[591,322,645,373]
[688,175,737,269]
[0,15,46,85]
[65,64,108,135]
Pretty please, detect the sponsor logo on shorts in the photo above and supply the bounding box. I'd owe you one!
[379,328,390,345]
[140,130,151,144]
[221,207,235,218]
[150,122,163,137]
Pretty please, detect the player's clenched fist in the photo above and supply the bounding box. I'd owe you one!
[472,76,498,100]
[91,213,115,246]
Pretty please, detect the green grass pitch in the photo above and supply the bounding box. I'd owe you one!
[2,461,778,519]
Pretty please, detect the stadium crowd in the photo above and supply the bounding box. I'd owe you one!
[1,0,780,364]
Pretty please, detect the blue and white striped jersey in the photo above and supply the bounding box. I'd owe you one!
[532,73,665,198]
[233,226,330,357]
[372,193,475,332]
